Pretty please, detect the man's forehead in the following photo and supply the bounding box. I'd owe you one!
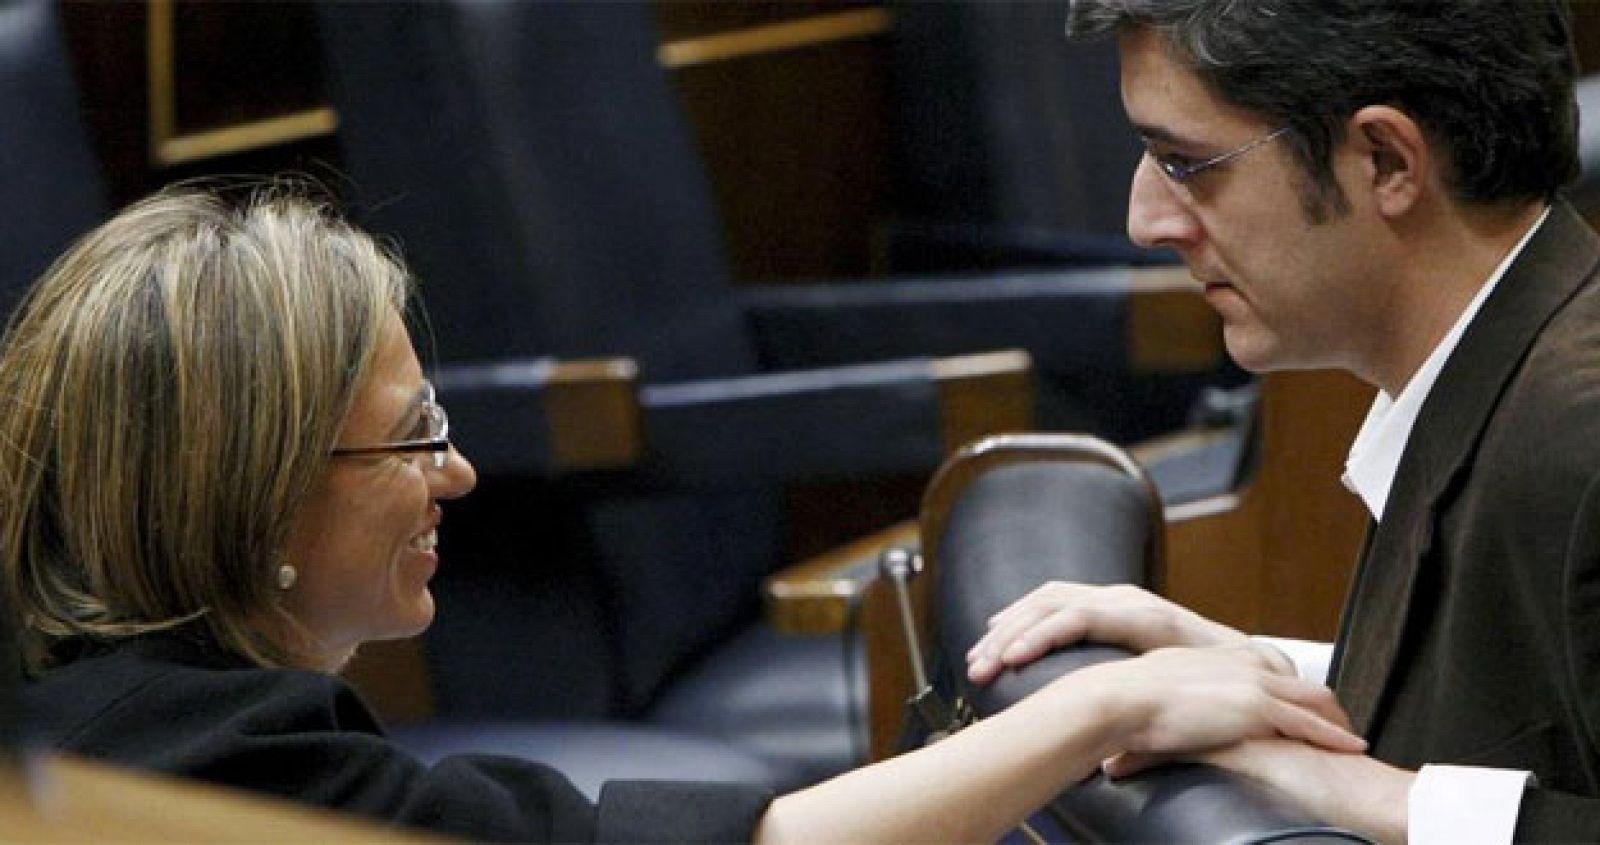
[1116,27,1271,142]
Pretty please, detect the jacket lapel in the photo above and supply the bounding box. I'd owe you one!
[1331,201,1600,736]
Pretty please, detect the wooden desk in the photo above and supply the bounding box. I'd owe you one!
[0,753,450,843]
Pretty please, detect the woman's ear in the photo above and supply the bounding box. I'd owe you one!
[1349,105,1429,218]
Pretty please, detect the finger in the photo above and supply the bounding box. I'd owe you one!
[969,597,1072,662]
[983,582,1080,629]
[967,605,1079,683]
[968,605,1100,684]
[1101,750,1176,779]
[967,601,1051,663]
[1262,673,1357,732]
[992,607,1098,666]
[1267,698,1367,753]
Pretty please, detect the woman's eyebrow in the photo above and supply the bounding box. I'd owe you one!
[385,384,430,439]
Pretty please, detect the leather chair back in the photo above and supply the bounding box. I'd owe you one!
[316,0,787,721]
[923,434,1364,842]
[317,0,750,378]
[0,0,106,316]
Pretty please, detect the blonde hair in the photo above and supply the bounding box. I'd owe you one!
[0,184,411,671]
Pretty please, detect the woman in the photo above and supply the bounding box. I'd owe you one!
[6,185,1363,843]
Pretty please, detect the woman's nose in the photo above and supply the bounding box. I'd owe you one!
[432,446,477,499]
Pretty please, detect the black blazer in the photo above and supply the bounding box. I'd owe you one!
[20,632,770,843]
[1330,200,1600,841]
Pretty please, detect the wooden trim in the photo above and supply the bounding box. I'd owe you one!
[145,0,176,163]
[542,358,644,472]
[764,519,918,635]
[657,7,892,69]
[1159,370,1370,638]
[154,108,340,167]
[1126,267,1225,373]
[931,350,1035,455]
[3,754,445,842]
[145,0,339,166]
[143,5,888,163]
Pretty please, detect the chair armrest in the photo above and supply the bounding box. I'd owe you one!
[435,357,643,476]
[763,519,919,635]
[441,351,1032,486]
[877,218,1176,274]
[638,351,1032,486]
[739,266,1222,377]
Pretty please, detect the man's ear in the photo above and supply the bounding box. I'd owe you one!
[1348,105,1429,218]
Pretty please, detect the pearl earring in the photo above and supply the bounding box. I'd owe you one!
[276,564,298,591]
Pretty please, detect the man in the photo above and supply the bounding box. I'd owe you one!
[965,1,1600,841]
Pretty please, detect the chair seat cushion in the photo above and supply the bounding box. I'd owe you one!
[646,624,865,791]
[389,720,790,802]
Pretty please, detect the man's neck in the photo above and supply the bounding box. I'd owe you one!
[1367,199,1546,396]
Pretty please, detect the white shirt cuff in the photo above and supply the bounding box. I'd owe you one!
[1250,636,1333,684]
[1409,764,1532,845]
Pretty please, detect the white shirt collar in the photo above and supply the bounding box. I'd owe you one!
[1341,206,1550,521]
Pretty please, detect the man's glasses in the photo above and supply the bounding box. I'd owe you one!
[1145,126,1290,184]
[330,380,451,470]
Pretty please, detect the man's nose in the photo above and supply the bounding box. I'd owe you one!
[1127,155,1202,251]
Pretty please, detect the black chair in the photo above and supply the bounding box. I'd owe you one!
[881,0,1158,274]
[1569,72,1600,219]
[0,4,103,762]
[313,0,1243,790]
[913,434,1371,842]
[0,0,106,312]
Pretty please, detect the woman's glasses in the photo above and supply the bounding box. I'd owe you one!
[330,380,450,470]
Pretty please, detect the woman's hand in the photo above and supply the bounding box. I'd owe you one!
[967,582,1290,685]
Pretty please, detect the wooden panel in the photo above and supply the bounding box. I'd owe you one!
[542,359,644,471]
[667,21,891,280]
[765,519,917,635]
[59,1,341,204]
[1573,4,1600,74]
[932,350,1035,453]
[1126,269,1225,373]
[150,0,335,166]
[654,1,878,41]
[659,8,890,69]
[0,754,447,843]
[166,2,323,132]
[1162,369,1371,640]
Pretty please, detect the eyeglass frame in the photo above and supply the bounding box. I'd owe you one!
[1144,125,1291,184]
[329,380,451,470]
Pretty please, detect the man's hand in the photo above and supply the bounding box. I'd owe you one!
[1107,738,1411,844]
[966,582,1291,684]
[1074,645,1365,758]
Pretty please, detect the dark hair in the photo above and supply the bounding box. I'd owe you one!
[1068,0,1579,211]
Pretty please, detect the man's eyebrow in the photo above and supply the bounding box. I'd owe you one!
[1132,122,1199,148]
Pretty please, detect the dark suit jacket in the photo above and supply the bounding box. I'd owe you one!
[1329,200,1600,840]
[21,632,771,843]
